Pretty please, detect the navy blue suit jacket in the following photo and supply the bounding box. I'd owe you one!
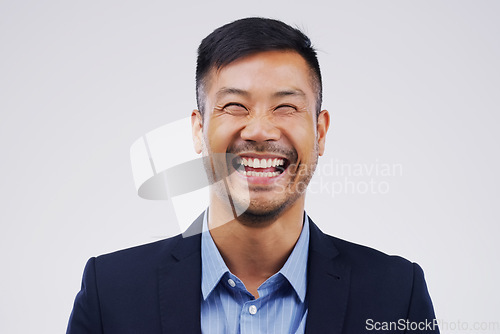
[67,214,439,333]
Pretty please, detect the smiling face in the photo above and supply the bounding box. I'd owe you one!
[192,50,329,222]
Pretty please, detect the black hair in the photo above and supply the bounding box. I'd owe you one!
[196,17,322,117]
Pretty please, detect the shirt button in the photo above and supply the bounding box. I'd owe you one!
[249,305,257,315]
[228,278,236,287]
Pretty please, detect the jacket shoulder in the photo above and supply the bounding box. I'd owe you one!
[309,221,418,301]
[90,233,190,287]
[95,212,205,269]
[329,234,414,272]
[312,228,438,330]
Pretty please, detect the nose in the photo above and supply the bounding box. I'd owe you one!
[240,115,281,142]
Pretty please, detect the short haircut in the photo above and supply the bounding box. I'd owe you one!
[196,17,322,118]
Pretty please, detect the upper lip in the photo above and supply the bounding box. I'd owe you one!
[232,152,289,160]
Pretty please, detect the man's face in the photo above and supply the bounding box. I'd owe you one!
[192,50,329,221]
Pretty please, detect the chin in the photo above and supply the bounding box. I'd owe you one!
[237,210,282,226]
[236,196,295,225]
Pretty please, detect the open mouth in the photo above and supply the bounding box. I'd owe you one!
[231,155,290,178]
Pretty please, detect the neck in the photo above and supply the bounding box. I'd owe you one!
[208,194,306,297]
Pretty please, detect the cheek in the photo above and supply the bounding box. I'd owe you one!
[206,118,241,152]
[279,117,317,157]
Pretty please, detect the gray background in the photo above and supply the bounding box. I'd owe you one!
[1,0,499,333]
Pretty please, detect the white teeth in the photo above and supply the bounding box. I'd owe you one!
[240,157,285,168]
[240,170,280,177]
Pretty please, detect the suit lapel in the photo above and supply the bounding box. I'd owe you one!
[158,214,204,334]
[305,219,351,334]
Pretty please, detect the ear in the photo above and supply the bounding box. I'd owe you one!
[317,109,330,156]
[191,109,203,154]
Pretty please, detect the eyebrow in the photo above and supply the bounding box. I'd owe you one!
[272,89,306,98]
[216,87,306,100]
[216,87,249,99]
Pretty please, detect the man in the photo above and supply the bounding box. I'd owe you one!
[67,17,439,333]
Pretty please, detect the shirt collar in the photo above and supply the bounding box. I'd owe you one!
[278,214,309,302]
[201,211,229,300]
[201,210,310,302]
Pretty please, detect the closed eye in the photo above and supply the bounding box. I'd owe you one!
[223,103,248,115]
[274,105,297,114]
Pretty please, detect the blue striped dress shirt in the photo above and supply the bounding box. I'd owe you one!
[200,211,309,334]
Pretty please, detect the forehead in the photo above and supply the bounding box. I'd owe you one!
[205,50,317,100]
